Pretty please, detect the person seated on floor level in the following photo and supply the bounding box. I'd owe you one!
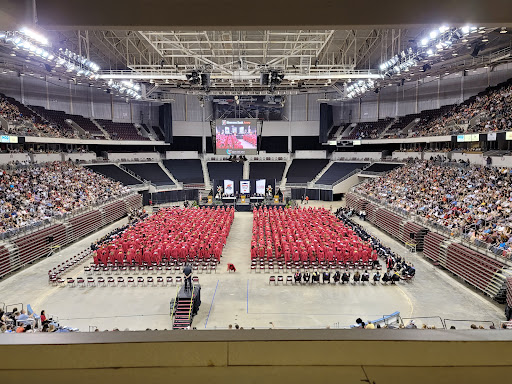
[354,318,366,328]
[353,271,361,283]
[312,270,320,283]
[341,272,350,284]
[382,271,391,284]
[303,271,310,283]
[373,272,381,283]
[391,270,401,284]
[294,270,302,283]
[333,270,341,283]
[322,271,331,283]
[361,270,370,282]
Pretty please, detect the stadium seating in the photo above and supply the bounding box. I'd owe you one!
[0,245,11,278]
[86,164,142,185]
[316,162,368,185]
[95,119,149,141]
[207,162,243,181]
[122,163,174,186]
[347,118,392,139]
[362,163,402,173]
[72,115,105,138]
[286,159,329,183]
[29,106,77,137]
[249,162,286,181]
[68,210,103,242]
[162,160,204,184]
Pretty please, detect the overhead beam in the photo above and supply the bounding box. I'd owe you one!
[32,0,512,30]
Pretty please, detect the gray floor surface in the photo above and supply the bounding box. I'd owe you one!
[0,201,505,331]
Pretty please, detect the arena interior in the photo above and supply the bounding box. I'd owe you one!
[1,1,512,382]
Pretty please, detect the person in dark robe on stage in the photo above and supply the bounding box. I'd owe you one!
[183,264,193,291]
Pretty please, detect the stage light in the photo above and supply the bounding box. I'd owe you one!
[429,30,438,39]
[481,36,489,42]
[20,27,49,46]
[427,49,433,56]
[500,27,508,34]
[461,26,470,34]
[439,26,449,33]
[420,38,428,46]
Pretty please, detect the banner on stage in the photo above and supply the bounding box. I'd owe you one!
[224,179,234,195]
[256,179,266,194]
[240,180,250,194]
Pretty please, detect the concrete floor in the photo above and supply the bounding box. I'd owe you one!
[0,200,505,331]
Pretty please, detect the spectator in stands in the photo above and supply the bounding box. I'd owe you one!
[0,161,128,233]
[405,320,417,329]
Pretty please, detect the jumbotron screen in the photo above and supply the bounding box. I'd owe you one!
[215,119,258,155]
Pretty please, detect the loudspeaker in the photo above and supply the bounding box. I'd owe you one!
[260,73,269,86]
[471,44,483,57]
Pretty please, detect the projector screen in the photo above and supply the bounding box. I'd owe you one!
[215,119,258,155]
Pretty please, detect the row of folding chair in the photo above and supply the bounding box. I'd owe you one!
[84,263,217,275]
[48,250,91,283]
[59,275,200,287]
[269,275,406,285]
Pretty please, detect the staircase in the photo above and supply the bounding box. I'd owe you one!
[404,118,420,137]
[379,119,398,138]
[158,161,181,187]
[341,123,357,138]
[280,156,294,190]
[91,119,111,139]
[67,119,87,138]
[116,163,145,183]
[172,297,193,329]
[243,160,250,179]
[200,156,211,190]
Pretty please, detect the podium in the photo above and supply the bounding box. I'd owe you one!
[274,195,279,203]
[241,195,246,204]
[208,196,212,204]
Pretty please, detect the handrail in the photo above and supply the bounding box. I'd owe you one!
[187,285,196,326]
[400,316,446,329]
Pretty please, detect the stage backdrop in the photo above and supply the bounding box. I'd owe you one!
[256,179,266,194]
[224,179,234,195]
[240,180,250,194]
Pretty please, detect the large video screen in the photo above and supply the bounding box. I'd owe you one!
[215,119,258,155]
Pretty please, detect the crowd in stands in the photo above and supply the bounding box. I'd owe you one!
[92,206,234,265]
[0,97,76,138]
[411,83,512,137]
[0,161,129,233]
[353,160,512,256]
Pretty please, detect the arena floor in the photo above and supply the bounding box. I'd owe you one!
[0,201,505,331]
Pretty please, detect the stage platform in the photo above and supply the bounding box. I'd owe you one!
[199,202,286,211]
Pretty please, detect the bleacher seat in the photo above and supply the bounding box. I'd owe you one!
[249,162,286,181]
[122,163,174,186]
[207,162,243,181]
[162,160,204,184]
[363,163,402,173]
[86,165,142,185]
[95,119,149,140]
[316,162,367,185]
[286,159,328,183]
